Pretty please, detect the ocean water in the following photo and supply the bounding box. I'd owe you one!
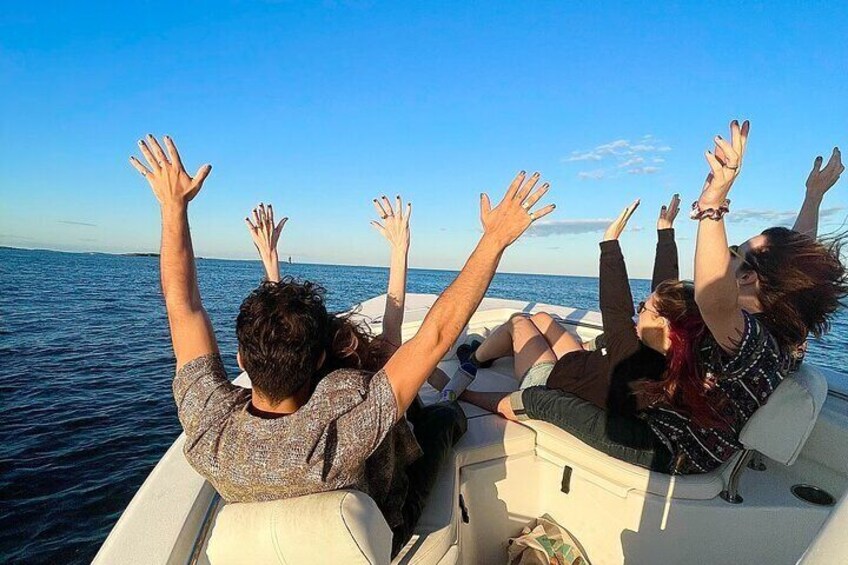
[1,246,846,564]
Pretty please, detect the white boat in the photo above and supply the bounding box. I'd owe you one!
[94,294,848,564]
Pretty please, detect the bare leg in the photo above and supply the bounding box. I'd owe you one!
[529,312,584,359]
[510,316,558,378]
[473,315,524,364]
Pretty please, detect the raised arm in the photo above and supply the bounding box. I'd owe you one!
[383,172,555,414]
[371,195,411,348]
[599,199,641,359]
[793,148,844,237]
[129,134,216,370]
[694,120,750,352]
[652,193,680,290]
[245,203,287,283]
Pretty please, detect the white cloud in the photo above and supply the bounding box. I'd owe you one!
[563,137,671,180]
[627,166,660,175]
[529,218,613,236]
[618,156,645,168]
[577,169,606,181]
[730,206,845,226]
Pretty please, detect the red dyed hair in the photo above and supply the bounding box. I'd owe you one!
[638,280,727,429]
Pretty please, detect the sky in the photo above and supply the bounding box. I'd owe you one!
[1,1,846,278]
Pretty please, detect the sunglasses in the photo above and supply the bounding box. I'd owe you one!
[637,301,658,315]
[729,244,757,271]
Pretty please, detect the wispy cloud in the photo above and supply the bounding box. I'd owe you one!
[529,218,613,236]
[564,135,671,181]
[729,206,846,226]
[58,220,97,227]
[577,169,606,180]
[627,166,660,175]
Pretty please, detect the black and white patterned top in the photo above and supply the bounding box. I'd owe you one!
[642,311,791,474]
[172,354,422,528]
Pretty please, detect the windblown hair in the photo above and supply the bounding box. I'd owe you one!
[638,280,724,429]
[320,311,387,375]
[236,278,332,404]
[745,227,848,352]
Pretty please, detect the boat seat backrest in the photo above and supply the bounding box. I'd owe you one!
[205,490,392,565]
[739,363,828,465]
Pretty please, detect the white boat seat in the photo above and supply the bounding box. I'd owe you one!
[204,412,535,565]
[739,363,828,465]
[205,489,392,564]
[463,361,828,501]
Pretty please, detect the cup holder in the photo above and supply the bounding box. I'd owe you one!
[791,484,835,507]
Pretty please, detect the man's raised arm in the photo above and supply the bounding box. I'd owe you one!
[383,172,555,414]
[129,134,217,370]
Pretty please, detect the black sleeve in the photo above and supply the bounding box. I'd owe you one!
[599,240,640,362]
[651,228,679,291]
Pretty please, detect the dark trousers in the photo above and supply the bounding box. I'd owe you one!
[521,386,672,472]
[391,400,467,557]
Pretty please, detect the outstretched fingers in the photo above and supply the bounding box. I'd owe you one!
[516,172,540,202]
[370,220,387,237]
[138,139,160,172]
[504,171,526,201]
[163,136,183,170]
[522,182,550,210]
[129,156,152,178]
[530,203,556,222]
[146,134,169,167]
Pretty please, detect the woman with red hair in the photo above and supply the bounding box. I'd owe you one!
[448,121,847,475]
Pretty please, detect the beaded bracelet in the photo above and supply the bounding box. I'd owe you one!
[690,199,730,221]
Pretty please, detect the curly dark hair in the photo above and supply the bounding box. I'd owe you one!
[236,278,332,404]
[745,227,848,352]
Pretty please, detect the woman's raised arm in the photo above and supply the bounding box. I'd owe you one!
[694,120,750,352]
[245,203,287,283]
[371,195,411,349]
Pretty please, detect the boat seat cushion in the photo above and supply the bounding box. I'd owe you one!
[206,490,392,565]
[739,363,828,465]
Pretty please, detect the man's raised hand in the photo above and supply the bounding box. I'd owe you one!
[480,171,555,248]
[129,134,211,208]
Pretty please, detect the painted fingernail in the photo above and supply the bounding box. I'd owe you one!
[532,172,540,178]
[519,170,526,175]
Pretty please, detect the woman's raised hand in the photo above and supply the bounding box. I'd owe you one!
[700,119,750,208]
[806,147,844,200]
[657,193,680,230]
[480,171,556,248]
[245,203,287,263]
[603,199,640,242]
[371,195,411,252]
[129,134,212,208]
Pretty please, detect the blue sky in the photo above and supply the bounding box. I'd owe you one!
[1,1,846,277]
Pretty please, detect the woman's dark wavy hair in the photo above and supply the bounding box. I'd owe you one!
[637,280,726,429]
[745,227,848,352]
[236,278,332,404]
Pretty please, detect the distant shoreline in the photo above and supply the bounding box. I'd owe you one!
[0,244,632,281]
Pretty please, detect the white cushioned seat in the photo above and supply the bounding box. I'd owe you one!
[739,363,828,465]
[467,360,827,500]
[206,490,392,564]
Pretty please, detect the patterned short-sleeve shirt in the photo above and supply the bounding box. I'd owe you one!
[643,311,791,474]
[172,354,422,528]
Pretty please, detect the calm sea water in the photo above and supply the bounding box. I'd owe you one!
[1,246,847,563]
